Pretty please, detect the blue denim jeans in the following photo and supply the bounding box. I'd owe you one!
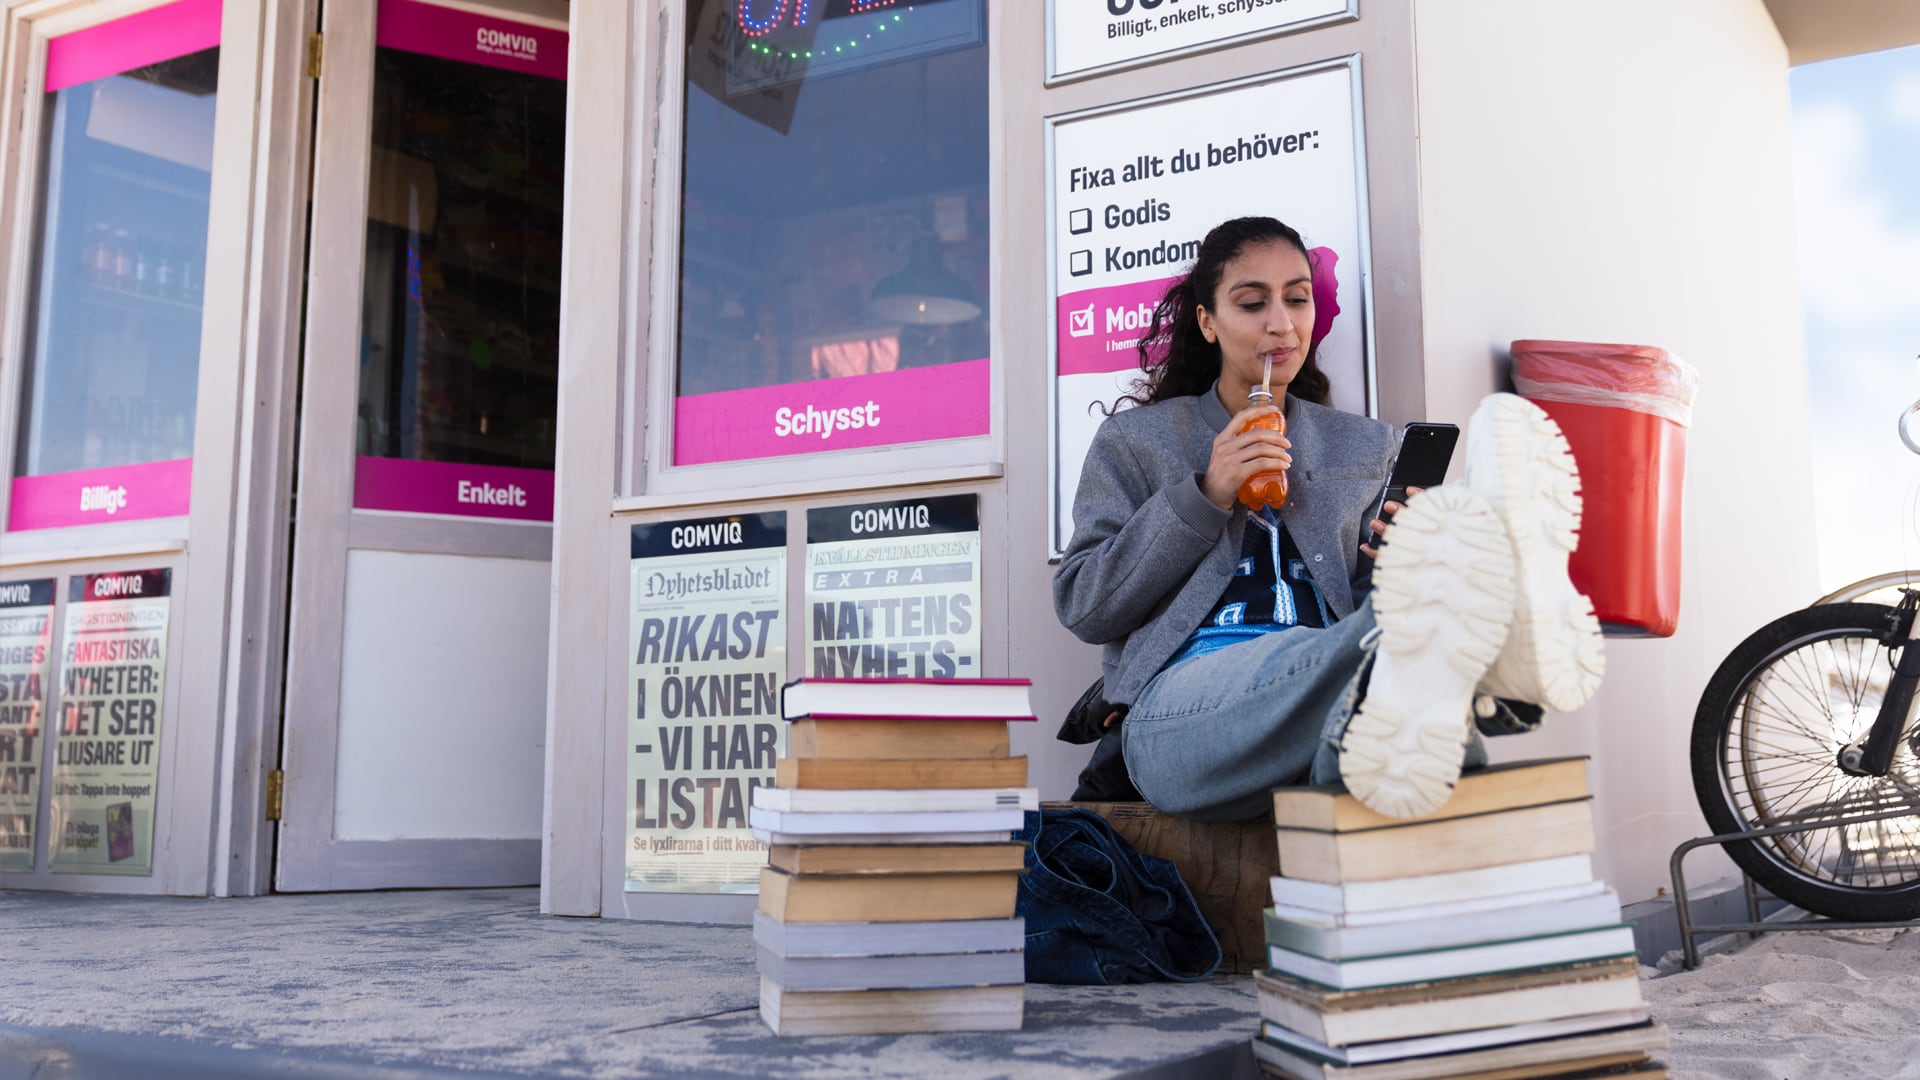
[1121,598,1488,822]
[1015,808,1221,985]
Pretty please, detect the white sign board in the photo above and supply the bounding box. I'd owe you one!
[1049,0,1355,83]
[1049,58,1372,556]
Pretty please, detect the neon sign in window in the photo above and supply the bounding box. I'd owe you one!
[736,0,904,36]
[723,0,981,92]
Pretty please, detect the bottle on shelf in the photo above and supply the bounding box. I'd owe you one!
[110,229,133,293]
[179,250,201,306]
[154,244,177,301]
[79,223,105,285]
[133,243,153,297]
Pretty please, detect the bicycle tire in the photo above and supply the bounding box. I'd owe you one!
[1690,602,1920,920]
[1815,570,1920,607]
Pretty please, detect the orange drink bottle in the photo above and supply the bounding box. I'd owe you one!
[1238,386,1289,510]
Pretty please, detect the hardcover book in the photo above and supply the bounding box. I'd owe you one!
[1261,1010,1652,1066]
[775,756,1030,790]
[1252,958,1644,1047]
[1265,924,1638,991]
[781,677,1037,721]
[1263,888,1622,960]
[788,719,1012,760]
[767,843,1028,876]
[753,786,1038,814]
[1270,758,1590,832]
[759,978,1024,1036]
[748,804,1026,837]
[1269,855,1596,916]
[1248,1020,1668,1080]
[1273,800,1596,884]
[752,910,1026,957]
[755,946,1024,992]
[757,866,1019,922]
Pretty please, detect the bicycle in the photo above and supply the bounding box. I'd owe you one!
[1688,394,1920,921]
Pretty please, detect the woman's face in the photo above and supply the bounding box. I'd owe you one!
[1196,240,1314,407]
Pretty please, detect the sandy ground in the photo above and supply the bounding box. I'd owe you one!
[1643,925,1920,1079]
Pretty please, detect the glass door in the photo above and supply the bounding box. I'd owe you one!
[276,0,566,891]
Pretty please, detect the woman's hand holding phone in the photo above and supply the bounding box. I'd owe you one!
[1358,486,1422,561]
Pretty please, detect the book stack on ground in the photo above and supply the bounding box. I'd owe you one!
[750,677,1039,1036]
[1252,758,1671,1080]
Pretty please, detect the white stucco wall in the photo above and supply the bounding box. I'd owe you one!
[1411,0,1820,903]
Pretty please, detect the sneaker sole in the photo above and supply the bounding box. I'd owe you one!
[1340,486,1516,819]
[1467,395,1606,712]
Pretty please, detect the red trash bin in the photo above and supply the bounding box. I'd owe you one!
[1511,340,1699,638]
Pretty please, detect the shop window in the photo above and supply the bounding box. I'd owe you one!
[674,0,989,466]
[9,0,220,530]
[353,6,567,516]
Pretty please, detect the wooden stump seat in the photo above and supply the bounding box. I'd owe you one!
[1049,800,1278,975]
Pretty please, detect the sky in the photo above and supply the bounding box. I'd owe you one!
[1791,43,1920,593]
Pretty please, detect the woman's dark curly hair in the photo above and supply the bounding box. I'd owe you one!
[1110,216,1330,411]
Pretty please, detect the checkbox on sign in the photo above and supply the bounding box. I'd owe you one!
[1068,208,1092,235]
[1068,303,1095,338]
[1069,250,1092,276]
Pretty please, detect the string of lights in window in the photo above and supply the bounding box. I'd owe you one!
[737,1,920,61]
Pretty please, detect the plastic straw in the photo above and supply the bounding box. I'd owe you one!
[1262,353,1273,396]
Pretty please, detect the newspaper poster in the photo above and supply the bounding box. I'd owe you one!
[627,512,786,893]
[0,578,55,873]
[47,569,171,876]
[805,494,982,679]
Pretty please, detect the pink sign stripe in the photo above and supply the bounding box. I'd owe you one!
[7,459,193,530]
[674,358,991,466]
[354,457,554,521]
[46,0,223,93]
[1055,276,1179,377]
[377,0,568,81]
[1054,246,1342,378]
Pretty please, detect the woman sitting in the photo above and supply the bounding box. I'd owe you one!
[1053,216,1604,820]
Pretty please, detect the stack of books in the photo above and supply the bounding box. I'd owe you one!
[750,677,1039,1036]
[1252,758,1671,1079]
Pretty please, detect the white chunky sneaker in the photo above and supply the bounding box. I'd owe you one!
[1463,393,1606,712]
[1340,485,1516,819]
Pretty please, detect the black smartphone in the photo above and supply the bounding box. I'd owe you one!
[1382,422,1461,510]
[1364,422,1460,551]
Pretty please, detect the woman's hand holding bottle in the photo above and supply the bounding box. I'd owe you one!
[1202,402,1292,510]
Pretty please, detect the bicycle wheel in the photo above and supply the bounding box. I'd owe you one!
[1690,602,1920,920]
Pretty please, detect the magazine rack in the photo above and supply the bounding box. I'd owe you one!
[1667,804,1920,969]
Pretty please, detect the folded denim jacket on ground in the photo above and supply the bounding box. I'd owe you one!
[1014,808,1221,985]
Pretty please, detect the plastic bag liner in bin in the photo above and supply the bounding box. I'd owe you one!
[1512,340,1700,638]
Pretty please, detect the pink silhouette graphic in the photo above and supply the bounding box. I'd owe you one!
[1309,246,1341,350]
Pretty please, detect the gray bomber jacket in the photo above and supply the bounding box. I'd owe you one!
[1053,386,1395,705]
